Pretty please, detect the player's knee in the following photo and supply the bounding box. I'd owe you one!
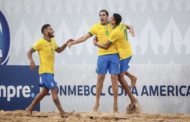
[40,91,48,97]
[118,76,123,82]
[97,75,105,82]
[44,89,49,95]
[51,89,58,100]
[118,74,125,82]
[52,94,58,102]
[111,75,118,81]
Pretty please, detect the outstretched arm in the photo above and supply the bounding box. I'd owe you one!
[27,48,36,70]
[56,39,73,53]
[67,33,91,48]
[125,24,130,30]
[125,24,135,37]
[93,37,112,49]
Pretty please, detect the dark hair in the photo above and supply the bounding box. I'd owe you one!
[41,24,50,34]
[99,9,109,16]
[113,13,122,25]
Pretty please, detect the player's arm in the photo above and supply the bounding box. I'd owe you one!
[56,39,73,53]
[93,37,111,49]
[125,24,130,30]
[125,24,135,37]
[67,33,91,48]
[27,48,36,70]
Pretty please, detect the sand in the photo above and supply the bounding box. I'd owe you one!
[0,110,190,122]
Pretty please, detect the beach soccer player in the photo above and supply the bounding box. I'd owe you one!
[26,24,72,116]
[93,13,138,112]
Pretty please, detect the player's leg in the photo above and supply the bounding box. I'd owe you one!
[123,56,137,88]
[92,55,108,112]
[51,87,65,115]
[109,54,120,113]
[118,73,136,109]
[119,57,136,109]
[43,74,65,115]
[110,74,118,113]
[125,71,137,88]
[92,74,105,112]
[26,87,49,114]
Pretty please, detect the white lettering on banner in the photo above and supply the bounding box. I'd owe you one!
[0,85,32,101]
[23,86,31,97]
[0,21,2,34]
[7,86,16,101]
[0,86,6,97]
[0,21,2,61]
[0,49,2,58]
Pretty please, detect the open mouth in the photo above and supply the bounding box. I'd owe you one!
[100,19,104,22]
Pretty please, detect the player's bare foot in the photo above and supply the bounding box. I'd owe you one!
[129,99,137,110]
[60,111,73,117]
[92,102,99,112]
[25,107,32,115]
[127,99,141,114]
[113,110,118,113]
[130,76,137,88]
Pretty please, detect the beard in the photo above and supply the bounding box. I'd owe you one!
[48,32,54,38]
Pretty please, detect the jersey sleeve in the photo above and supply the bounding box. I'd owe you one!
[88,24,97,36]
[32,40,42,51]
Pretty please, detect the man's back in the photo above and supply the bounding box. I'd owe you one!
[110,23,132,60]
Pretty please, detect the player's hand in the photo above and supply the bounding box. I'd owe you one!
[30,60,35,70]
[67,42,72,48]
[66,39,74,45]
[93,37,98,46]
[129,26,135,37]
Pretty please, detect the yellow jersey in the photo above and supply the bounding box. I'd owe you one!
[109,23,132,60]
[32,38,58,74]
[89,23,118,55]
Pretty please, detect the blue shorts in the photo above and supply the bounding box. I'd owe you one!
[120,56,132,73]
[96,54,120,75]
[39,73,57,90]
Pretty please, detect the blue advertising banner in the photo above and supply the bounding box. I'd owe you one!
[0,65,40,111]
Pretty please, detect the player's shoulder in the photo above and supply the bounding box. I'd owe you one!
[92,22,101,28]
[120,22,125,26]
[116,23,125,32]
[38,38,46,42]
[34,38,45,44]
